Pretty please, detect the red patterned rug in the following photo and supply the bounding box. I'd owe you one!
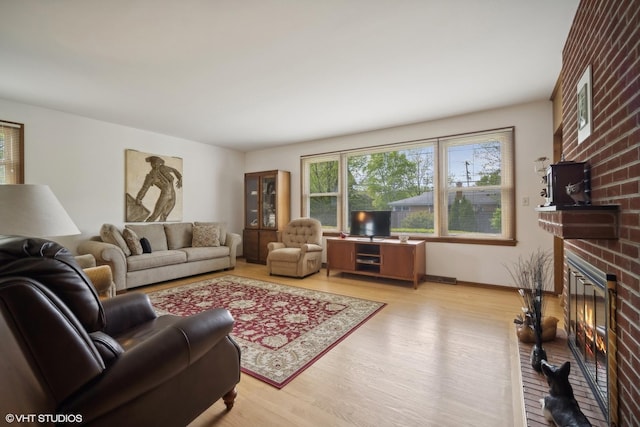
[148,275,386,388]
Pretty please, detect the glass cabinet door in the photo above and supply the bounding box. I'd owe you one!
[245,175,259,228]
[262,174,276,229]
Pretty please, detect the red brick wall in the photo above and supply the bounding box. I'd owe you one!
[561,1,639,425]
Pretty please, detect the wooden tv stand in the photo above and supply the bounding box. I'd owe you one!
[326,237,426,289]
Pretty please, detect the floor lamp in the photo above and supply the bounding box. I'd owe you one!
[0,185,117,297]
[0,184,80,237]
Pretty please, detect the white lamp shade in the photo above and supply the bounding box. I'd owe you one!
[0,184,80,237]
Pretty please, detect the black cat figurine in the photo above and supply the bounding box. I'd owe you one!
[540,360,592,427]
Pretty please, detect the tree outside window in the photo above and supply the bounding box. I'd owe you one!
[347,146,434,232]
[306,158,339,229]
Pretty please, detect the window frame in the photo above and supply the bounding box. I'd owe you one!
[301,154,342,231]
[301,127,516,246]
[0,120,25,184]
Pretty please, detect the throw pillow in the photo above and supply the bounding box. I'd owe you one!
[192,224,220,247]
[122,228,143,255]
[140,237,152,254]
[100,224,131,256]
[194,221,227,246]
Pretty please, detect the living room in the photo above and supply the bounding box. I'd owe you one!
[1,1,638,426]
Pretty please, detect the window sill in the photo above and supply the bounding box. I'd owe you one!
[322,232,516,246]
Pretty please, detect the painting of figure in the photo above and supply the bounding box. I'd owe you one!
[577,82,588,131]
[577,65,592,144]
[125,150,183,222]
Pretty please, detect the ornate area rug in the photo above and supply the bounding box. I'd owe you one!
[148,274,385,388]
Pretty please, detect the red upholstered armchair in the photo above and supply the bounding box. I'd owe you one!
[0,236,240,426]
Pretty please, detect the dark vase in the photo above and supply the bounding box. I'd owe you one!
[530,283,547,372]
[530,344,547,372]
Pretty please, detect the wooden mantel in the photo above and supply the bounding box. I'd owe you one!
[536,205,619,239]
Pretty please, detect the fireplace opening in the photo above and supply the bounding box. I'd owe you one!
[567,251,618,425]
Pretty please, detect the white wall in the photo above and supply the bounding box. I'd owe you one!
[0,98,245,253]
[1,96,555,288]
[246,100,555,288]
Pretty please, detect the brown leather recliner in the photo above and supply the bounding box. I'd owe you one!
[0,236,241,426]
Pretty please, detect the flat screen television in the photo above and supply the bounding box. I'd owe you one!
[350,210,391,240]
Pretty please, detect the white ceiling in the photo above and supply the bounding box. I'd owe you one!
[0,1,578,152]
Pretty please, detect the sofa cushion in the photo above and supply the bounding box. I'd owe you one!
[180,246,230,262]
[100,224,131,256]
[126,224,168,252]
[123,228,143,255]
[194,221,228,246]
[192,224,220,247]
[126,250,187,272]
[267,247,302,262]
[164,223,193,249]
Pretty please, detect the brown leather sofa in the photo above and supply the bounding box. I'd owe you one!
[0,236,241,426]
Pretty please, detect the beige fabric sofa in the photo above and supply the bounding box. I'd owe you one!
[78,222,240,292]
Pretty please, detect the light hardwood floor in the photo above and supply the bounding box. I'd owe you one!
[140,260,563,427]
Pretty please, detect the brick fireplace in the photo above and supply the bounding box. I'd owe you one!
[541,1,640,425]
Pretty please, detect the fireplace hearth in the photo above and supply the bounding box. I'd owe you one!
[567,251,618,426]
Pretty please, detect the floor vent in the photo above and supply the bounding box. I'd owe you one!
[426,275,457,285]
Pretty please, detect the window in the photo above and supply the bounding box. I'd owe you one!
[0,121,24,184]
[347,143,436,233]
[304,156,340,230]
[301,127,515,243]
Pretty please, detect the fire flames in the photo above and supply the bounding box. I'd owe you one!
[577,307,607,361]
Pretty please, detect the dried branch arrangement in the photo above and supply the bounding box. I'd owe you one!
[505,249,553,328]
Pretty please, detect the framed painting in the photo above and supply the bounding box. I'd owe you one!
[577,65,592,144]
[125,149,183,222]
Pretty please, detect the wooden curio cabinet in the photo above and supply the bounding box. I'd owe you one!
[243,170,290,264]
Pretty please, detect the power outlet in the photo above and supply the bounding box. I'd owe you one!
[522,196,530,206]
